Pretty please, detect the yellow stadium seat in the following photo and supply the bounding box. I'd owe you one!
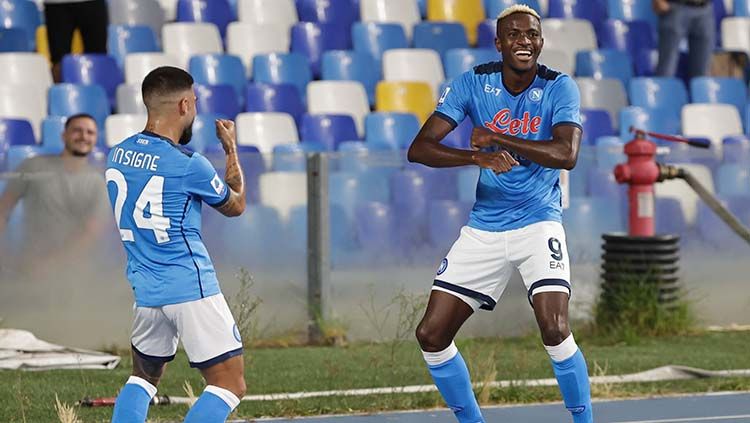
[376,81,435,123]
[427,0,485,45]
[36,26,85,63]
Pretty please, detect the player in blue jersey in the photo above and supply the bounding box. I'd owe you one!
[408,6,593,423]
[106,67,247,423]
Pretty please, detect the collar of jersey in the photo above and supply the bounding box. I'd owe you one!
[141,130,176,144]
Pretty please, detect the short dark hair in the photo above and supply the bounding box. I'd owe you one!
[141,66,194,106]
[64,113,97,129]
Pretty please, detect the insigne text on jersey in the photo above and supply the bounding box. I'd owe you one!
[111,147,161,171]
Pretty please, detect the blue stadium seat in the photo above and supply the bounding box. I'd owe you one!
[107,25,159,69]
[41,116,66,153]
[633,48,658,76]
[563,197,625,260]
[336,141,370,172]
[244,83,305,126]
[690,77,748,122]
[187,113,222,153]
[581,109,615,145]
[723,135,750,164]
[189,54,247,101]
[619,106,680,140]
[252,53,313,100]
[61,54,124,108]
[697,197,750,251]
[390,169,428,246]
[736,0,750,16]
[330,170,391,221]
[654,197,687,235]
[443,48,499,79]
[413,22,469,59]
[321,50,380,106]
[48,83,110,128]
[351,22,408,65]
[442,118,473,149]
[628,77,688,125]
[484,0,542,18]
[457,166,479,203]
[0,118,35,146]
[410,164,459,201]
[176,0,233,39]
[296,0,358,27]
[427,200,472,247]
[271,143,307,171]
[595,136,625,170]
[596,20,656,60]
[716,163,750,196]
[300,114,359,151]
[575,49,633,87]
[606,0,658,31]
[586,166,626,201]
[222,205,286,264]
[364,112,420,150]
[0,0,40,50]
[288,203,356,258]
[476,20,495,48]
[355,201,398,252]
[0,28,30,52]
[5,145,41,171]
[291,22,351,78]
[548,0,608,23]
[194,84,241,119]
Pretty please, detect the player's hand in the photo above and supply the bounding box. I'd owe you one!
[215,119,237,153]
[470,127,498,150]
[472,150,518,174]
[652,0,670,15]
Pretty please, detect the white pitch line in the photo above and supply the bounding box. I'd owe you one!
[611,414,750,423]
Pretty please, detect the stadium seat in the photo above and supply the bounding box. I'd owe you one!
[41,116,66,153]
[682,104,743,157]
[606,0,658,31]
[619,106,680,140]
[539,48,574,75]
[258,171,307,219]
[413,22,469,60]
[690,77,748,122]
[296,0,358,27]
[105,114,147,148]
[442,117,473,149]
[321,50,380,106]
[330,172,369,220]
[271,143,307,171]
[252,53,313,99]
[575,49,633,87]
[189,54,247,101]
[716,163,750,196]
[586,166,625,200]
[300,114,359,150]
[61,54,123,108]
[194,84,241,119]
[0,52,52,91]
[409,163,459,200]
[162,22,223,69]
[596,19,656,60]
[306,81,369,137]
[236,112,299,152]
[735,0,750,16]
[355,201,398,252]
[427,200,472,247]
[0,84,46,140]
[116,84,146,115]
[723,135,750,164]
[0,28,30,52]
[696,197,750,250]
[336,141,370,172]
[291,22,351,78]
[426,0,485,45]
[287,203,355,257]
[484,0,542,18]
[226,22,289,77]
[351,22,408,65]
[237,0,298,31]
[563,197,625,260]
[655,163,713,225]
[548,0,607,23]
[376,81,435,123]
[360,0,421,41]
[364,112,421,150]
[383,48,446,98]
[580,109,614,145]
[628,77,688,124]
[476,19,495,48]
[220,204,287,263]
[595,136,625,170]
[390,169,428,246]
[245,82,305,126]
[721,17,750,56]
[5,145,41,171]
[0,118,35,146]
[576,77,628,128]
[108,0,166,43]
[541,19,597,65]
[48,84,109,129]
[123,52,181,85]
[176,0,233,39]
[107,25,159,70]
[457,166,479,203]
[443,48,499,79]
[0,0,40,50]
[654,197,687,235]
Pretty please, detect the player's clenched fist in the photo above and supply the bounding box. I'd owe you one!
[470,127,498,150]
[472,150,519,174]
[215,119,237,153]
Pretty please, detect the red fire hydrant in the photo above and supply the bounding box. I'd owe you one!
[613,130,660,237]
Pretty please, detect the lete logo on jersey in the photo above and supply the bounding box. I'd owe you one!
[484,109,542,135]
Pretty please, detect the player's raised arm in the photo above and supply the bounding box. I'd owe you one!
[214,119,246,217]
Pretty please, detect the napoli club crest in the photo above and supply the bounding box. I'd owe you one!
[528,87,543,102]
[437,258,448,275]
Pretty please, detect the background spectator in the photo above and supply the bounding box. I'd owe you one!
[653,0,715,78]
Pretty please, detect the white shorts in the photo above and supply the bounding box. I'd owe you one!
[432,221,571,311]
[131,294,243,369]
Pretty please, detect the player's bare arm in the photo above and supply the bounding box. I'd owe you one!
[214,119,246,217]
[408,115,518,174]
[470,124,582,170]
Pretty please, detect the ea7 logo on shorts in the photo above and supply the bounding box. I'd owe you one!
[548,237,565,270]
[211,174,224,195]
[437,258,448,275]
[438,87,451,105]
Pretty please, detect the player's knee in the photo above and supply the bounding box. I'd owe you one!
[415,322,451,352]
[234,378,247,399]
[132,369,162,387]
[539,320,570,346]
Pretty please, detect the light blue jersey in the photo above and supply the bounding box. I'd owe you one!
[435,62,582,232]
[105,131,229,307]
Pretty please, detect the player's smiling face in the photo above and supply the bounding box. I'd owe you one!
[496,13,543,73]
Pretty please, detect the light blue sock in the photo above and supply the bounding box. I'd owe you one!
[183,385,240,423]
[111,376,156,423]
[423,342,485,423]
[546,335,593,423]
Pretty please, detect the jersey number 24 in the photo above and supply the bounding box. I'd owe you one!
[106,169,171,244]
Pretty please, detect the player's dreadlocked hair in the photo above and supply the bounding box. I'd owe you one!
[496,4,541,26]
[141,66,194,109]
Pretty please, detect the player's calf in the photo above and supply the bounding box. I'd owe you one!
[184,355,246,423]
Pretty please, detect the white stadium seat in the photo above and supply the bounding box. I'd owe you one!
[162,23,223,69]
[306,81,370,137]
[722,17,750,57]
[681,103,743,158]
[105,114,148,148]
[542,19,597,65]
[226,22,290,77]
[236,112,299,152]
[0,84,47,140]
[259,171,307,220]
[360,0,421,41]
[116,84,147,114]
[383,48,446,98]
[0,53,53,92]
[539,48,574,76]
[124,53,181,85]
[575,77,628,128]
[237,0,298,32]
[655,163,714,225]
[157,0,178,21]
